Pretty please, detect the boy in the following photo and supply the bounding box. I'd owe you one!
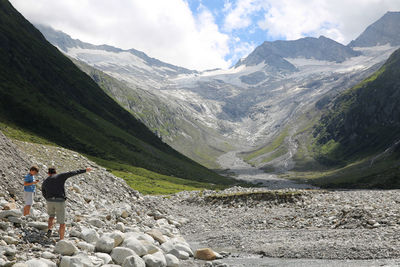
[23,165,39,216]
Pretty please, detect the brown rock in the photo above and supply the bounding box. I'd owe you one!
[194,248,217,260]
[3,202,16,210]
[146,229,167,244]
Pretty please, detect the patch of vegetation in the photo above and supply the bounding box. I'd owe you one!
[243,127,289,162]
[112,169,228,195]
[205,190,304,205]
[313,48,400,165]
[0,122,55,146]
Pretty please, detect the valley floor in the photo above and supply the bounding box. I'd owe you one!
[164,187,400,266]
[8,140,400,266]
[217,151,316,189]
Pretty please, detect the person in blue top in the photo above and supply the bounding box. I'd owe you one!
[23,165,40,216]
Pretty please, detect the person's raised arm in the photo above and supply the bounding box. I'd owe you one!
[58,167,92,182]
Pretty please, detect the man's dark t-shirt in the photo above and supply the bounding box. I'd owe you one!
[42,170,86,201]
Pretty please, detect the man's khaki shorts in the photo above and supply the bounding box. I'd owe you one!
[46,201,66,224]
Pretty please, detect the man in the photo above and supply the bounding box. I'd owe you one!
[23,166,40,216]
[42,167,92,240]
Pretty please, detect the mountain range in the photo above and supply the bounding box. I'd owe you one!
[3,0,400,188]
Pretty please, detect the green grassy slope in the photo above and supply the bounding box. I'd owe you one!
[72,59,231,169]
[287,48,400,188]
[313,48,400,164]
[0,0,233,185]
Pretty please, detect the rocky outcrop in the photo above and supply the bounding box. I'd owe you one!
[349,11,400,47]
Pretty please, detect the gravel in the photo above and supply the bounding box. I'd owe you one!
[2,131,400,266]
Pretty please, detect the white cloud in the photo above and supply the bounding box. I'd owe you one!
[9,0,400,70]
[229,41,256,66]
[223,0,263,32]
[10,0,231,70]
[225,0,400,44]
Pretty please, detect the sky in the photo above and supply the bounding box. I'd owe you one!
[9,0,400,71]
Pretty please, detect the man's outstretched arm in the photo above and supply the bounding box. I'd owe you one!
[59,168,92,182]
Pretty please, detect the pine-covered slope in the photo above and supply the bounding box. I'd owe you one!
[0,0,231,184]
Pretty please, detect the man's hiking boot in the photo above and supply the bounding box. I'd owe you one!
[46,229,52,238]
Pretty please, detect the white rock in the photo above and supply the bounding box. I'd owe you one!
[165,254,179,267]
[122,255,146,267]
[4,235,18,244]
[143,251,167,267]
[174,243,193,256]
[0,209,22,218]
[156,219,169,227]
[88,218,104,228]
[95,252,112,264]
[28,222,48,230]
[76,241,95,252]
[140,240,160,254]
[71,185,82,194]
[116,222,125,232]
[123,238,147,256]
[111,247,137,265]
[169,249,189,260]
[60,254,92,267]
[41,251,57,259]
[54,240,78,256]
[106,230,125,246]
[26,258,57,267]
[11,262,27,267]
[81,228,99,243]
[95,236,115,253]
[125,232,154,243]
[69,229,81,238]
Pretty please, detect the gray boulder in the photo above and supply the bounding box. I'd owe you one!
[95,236,115,253]
[111,247,137,265]
[81,228,99,243]
[60,254,92,267]
[26,258,57,267]
[106,230,125,246]
[169,248,189,260]
[76,241,95,252]
[95,252,112,264]
[27,222,48,230]
[54,240,78,256]
[142,251,167,267]
[123,237,147,256]
[0,209,22,218]
[122,255,146,267]
[165,254,179,267]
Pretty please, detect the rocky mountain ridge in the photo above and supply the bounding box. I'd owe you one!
[235,36,361,71]
[349,11,400,47]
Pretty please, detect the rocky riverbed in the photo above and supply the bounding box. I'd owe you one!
[163,187,400,266]
[2,132,400,266]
